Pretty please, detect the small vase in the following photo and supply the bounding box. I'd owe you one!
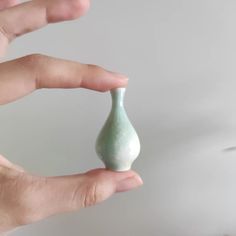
[96,88,140,171]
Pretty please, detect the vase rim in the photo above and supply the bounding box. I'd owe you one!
[110,87,126,93]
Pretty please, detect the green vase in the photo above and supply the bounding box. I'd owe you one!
[96,88,140,171]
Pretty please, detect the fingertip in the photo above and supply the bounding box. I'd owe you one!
[80,64,130,92]
[109,71,129,85]
[84,168,142,186]
[109,71,129,80]
[103,71,129,91]
[133,173,143,185]
[115,174,143,193]
[117,77,129,88]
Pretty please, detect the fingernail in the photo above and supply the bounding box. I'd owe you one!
[109,71,129,81]
[116,175,143,192]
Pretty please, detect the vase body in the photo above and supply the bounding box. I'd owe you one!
[96,88,140,171]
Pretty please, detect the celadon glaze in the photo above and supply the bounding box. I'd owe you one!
[96,88,140,171]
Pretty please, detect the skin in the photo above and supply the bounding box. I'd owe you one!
[0,0,143,234]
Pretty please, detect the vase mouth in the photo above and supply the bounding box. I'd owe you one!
[110,87,126,106]
[110,87,126,93]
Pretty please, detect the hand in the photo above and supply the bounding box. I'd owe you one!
[0,0,143,234]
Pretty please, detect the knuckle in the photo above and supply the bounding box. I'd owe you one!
[70,177,104,209]
[79,180,108,208]
[14,186,33,225]
[0,171,32,226]
[0,24,11,41]
[84,64,108,92]
[20,54,45,68]
[10,175,39,226]
[82,182,98,207]
[19,54,48,89]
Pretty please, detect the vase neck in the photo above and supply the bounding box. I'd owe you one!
[110,88,126,107]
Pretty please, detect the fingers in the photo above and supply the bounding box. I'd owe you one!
[0,54,128,105]
[22,169,142,224]
[0,0,90,56]
[0,0,90,42]
[0,0,19,11]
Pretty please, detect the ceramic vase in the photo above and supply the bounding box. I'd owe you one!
[96,88,140,171]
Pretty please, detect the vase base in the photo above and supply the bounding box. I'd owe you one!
[105,164,131,172]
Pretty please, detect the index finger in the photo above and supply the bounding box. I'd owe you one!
[0,54,129,105]
[0,0,90,55]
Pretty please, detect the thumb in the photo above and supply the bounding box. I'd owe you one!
[71,169,143,207]
[22,169,143,225]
